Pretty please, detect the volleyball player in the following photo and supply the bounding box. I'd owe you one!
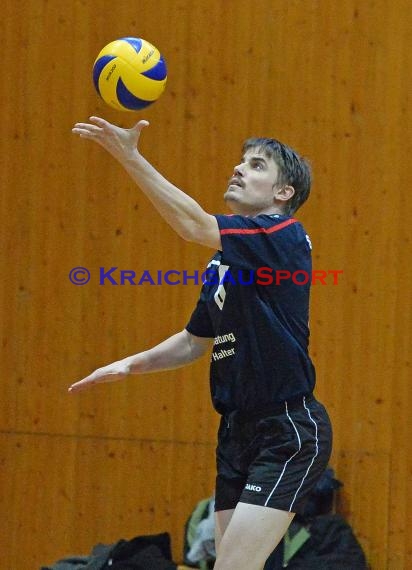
[70,117,332,570]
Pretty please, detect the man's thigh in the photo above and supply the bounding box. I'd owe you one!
[214,502,294,570]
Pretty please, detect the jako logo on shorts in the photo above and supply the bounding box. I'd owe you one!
[245,484,262,492]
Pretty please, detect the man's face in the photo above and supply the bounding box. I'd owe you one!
[224,149,282,216]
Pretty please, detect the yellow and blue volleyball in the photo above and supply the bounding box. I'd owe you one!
[92,37,167,111]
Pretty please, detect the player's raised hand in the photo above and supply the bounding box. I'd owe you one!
[68,359,131,393]
[72,116,149,163]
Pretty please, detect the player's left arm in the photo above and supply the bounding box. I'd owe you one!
[72,117,221,250]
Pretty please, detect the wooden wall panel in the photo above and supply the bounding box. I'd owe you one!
[336,450,391,569]
[1,0,411,567]
[0,432,215,568]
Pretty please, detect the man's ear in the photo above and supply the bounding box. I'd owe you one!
[274,185,295,203]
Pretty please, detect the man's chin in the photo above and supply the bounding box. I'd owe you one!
[224,190,240,202]
[223,193,247,214]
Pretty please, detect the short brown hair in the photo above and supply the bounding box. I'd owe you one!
[242,138,312,214]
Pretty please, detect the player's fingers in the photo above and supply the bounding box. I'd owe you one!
[89,116,109,127]
[68,380,92,393]
[72,128,103,140]
[71,130,94,139]
[72,123,103,132]
[68,373,98,393]
[133,120,150,134]
[73,122,102,130]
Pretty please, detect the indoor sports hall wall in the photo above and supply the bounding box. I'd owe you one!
[1,1,410,568]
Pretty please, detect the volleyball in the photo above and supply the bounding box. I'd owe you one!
[92,37,167,112]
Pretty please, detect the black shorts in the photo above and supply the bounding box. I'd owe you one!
[215,395,332,515]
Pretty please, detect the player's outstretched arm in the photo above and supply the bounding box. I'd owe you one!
[68,329,213,393]
[72,117,221,250]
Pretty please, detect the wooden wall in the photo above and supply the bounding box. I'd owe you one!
[1,0,410,568]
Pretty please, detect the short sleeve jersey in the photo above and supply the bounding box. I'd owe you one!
[186,214,316,415]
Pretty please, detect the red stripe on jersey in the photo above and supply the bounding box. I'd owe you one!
[220,217,298,236]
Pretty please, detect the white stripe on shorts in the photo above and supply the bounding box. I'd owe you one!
[288,396,319,511]
[264,400,302,507]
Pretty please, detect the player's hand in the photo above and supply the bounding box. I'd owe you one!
[68,359,131,393]
[72,116,149,162]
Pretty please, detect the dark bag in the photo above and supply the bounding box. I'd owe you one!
[264,469,366,569]
[285,514,368,569]
[42,532,177,570]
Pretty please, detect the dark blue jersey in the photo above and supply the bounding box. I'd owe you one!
[186,214,316,415]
